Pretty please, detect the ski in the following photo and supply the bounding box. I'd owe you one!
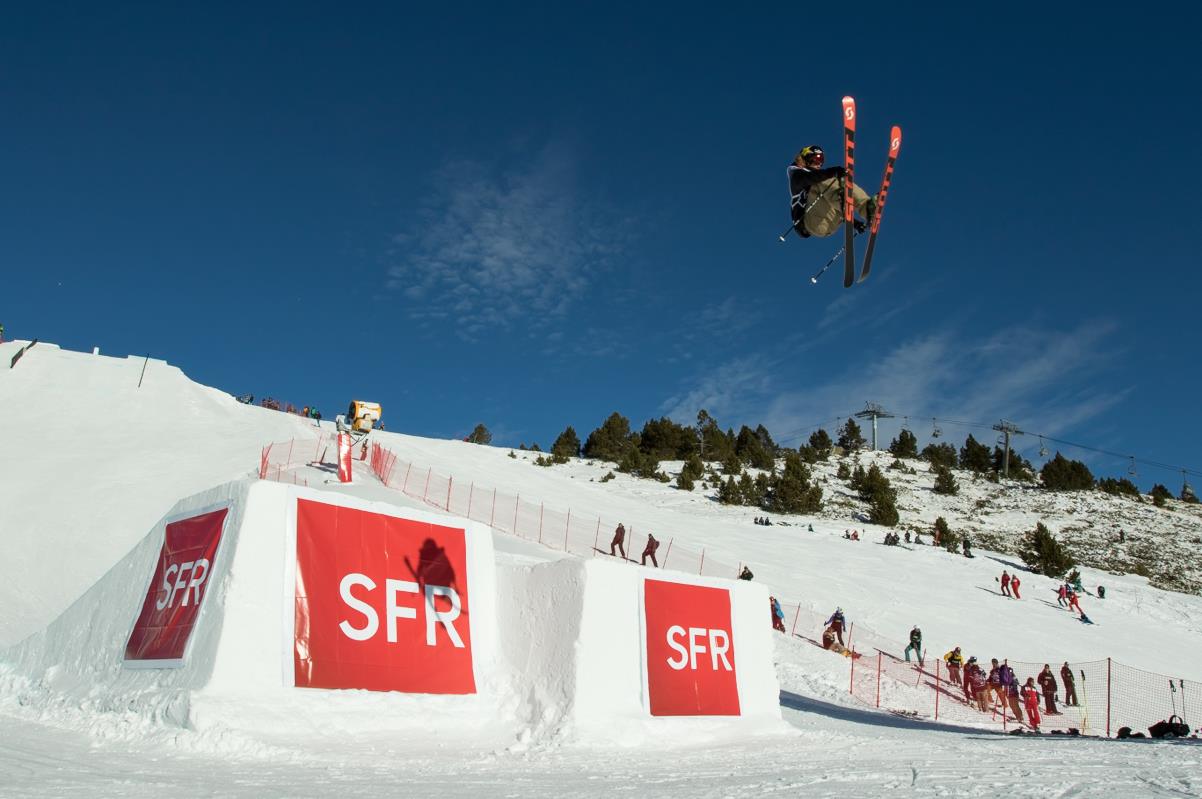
[858,125,901,283]
[841,96,857,288]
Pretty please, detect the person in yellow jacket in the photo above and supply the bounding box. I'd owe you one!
[943,646,964,685]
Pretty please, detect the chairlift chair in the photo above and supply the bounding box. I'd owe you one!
[1038,437,1049,458]
[931,418,942,439]
[1127,457,1138,478]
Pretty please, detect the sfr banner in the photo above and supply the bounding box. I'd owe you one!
[294,498,476,694]
[124,507,230,666]
[337,433,352,482]
[643,578,740,716]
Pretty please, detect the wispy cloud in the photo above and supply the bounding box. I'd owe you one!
[385,142,627,338]
[660,319,1130,448]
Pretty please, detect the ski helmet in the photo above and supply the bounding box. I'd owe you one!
[798,145,825,166]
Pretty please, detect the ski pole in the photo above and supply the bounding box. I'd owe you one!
[809,229,866,284]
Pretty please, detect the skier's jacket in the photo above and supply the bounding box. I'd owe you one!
[1020,684,1041,709]
[1061,665,1075,686]
[909,628,922,647]
[771,598,784,621]
[968,666,988,693]
[943,649,963,667]
[1038,669,1058,694]
[825,611,846,631]
[999,664,1018,696]
[787,164,872,238]
[1001,571,1011,586]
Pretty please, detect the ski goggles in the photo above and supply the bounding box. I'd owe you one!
[800,147,825,166]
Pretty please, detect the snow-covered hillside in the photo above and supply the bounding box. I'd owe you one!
[2,341,1201,797]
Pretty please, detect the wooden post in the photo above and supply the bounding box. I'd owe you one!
[698,548,706,575]
[538,503,544,543]
[1106,658,1112,738]
[446,476,453,511]
[423,468,432,501]
[490,488,497,527]
[513,494,520,534]
[790,604,802,636]
[467,483,475,519]
[935,659,941,720]
[593,519,600,555]
[662,538,673,569]
[563,509,571,551]
[875,652,882,708]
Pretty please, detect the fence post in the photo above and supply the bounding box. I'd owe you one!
[513,494,520,534]
[564,509,571,551]
[1106,657,1112,738]
[593,519,600,555]
[538,503,544,543]
[490,489,497,528]
[849,649,855,696]
[698,548,706,576]
[446,476,453,511]
[662,538,673,569]
[423,468,432,501]
[876,652,882,708]
[403,463,412,493]
[935,659,941,720]
[286,438,295,468]
[467,483,475,519]
[790,604,801,636]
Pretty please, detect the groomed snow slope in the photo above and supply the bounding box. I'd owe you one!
[2,342,1202,797]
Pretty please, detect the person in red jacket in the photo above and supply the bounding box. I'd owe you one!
[1057,583,1069,607]
[1020,677,1042,731]
[1000,570,1012,597]
[1010,574,1022,599]
[1067,588,1083,615]
[610,523,627,558]
[641,534,660,567]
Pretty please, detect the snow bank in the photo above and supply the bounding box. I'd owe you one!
[498,558,781,744]
[3,478,780,747]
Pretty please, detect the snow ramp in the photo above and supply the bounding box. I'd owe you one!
[2,480,781,745]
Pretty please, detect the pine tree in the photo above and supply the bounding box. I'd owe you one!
[808,429,834,459]
[766,452,823,514]
[958,434,992,473]
[1150,483,1172,507]
[1020,522,1075,577]
[466,423,492,444]
[836,461,851,480]
[676,470,695,491]
[696,409,736,463]
[717,476,741,505]
[921,442,957,470]
[888,429,919,459]
[1098,477,1141,498]
[1040,452,1095,491]
[934,517,958,552]
[837,419,866,452]
[991,446,1034,481]
[932,465,959,495]
[551,426,581,459]
[857,465,899,526]
[735,425,775,470]
[583,412,634,462]
[639,417,698,460]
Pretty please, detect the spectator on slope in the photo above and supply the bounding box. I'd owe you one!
[987,659,1004,707]
[1061,663,1079,706]
[1020,677,1043,732]
[641,534,660,567]
[1038,664,1061,714]
[904,625,923,663]
[843,529,851,539]
[914,533,924,545]
[822,624,838,650]
[770,597,786,632]
[998,659,1022,721]
[738,565,754,581]
[1010,574,1022,599]
[610,523,627,559]
[1057,583,1069,607]
[962,537,973,558]
[1097,585,1106,599]
[825,607,847,646]
[851,530,860,541]
[1000,570,1012,597]
[808,524,814,532]
[943,647,964,685]
[967,659,990,711]
[904,531,911,544]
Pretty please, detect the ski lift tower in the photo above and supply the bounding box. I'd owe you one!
[854,402,896,451]
[992,419,1023,478]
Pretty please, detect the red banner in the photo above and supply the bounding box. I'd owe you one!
[124,507,230,665]
[294,499,476,694]
[643,579,740,716]
[337,433,352,483]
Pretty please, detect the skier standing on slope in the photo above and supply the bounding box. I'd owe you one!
[825,608,847,646]
[944,647,964,685]
[904,625,922,663]
[1000,570,1012,597]
[1061,663,1079,706]
[1057,583,1069,607]
[770,597,786,632]
[609,523,627,559]
[788,146,876,239]
[1010,574,1022,599]
[640,534,660,567]
[1038,664,1061,714]
[1021,677,1043,731]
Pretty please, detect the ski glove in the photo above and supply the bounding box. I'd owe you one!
[853,219,868,234]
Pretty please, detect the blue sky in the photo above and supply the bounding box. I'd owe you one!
[3,2,1199,487]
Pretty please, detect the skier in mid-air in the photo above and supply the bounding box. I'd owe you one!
[788,145,877,240]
